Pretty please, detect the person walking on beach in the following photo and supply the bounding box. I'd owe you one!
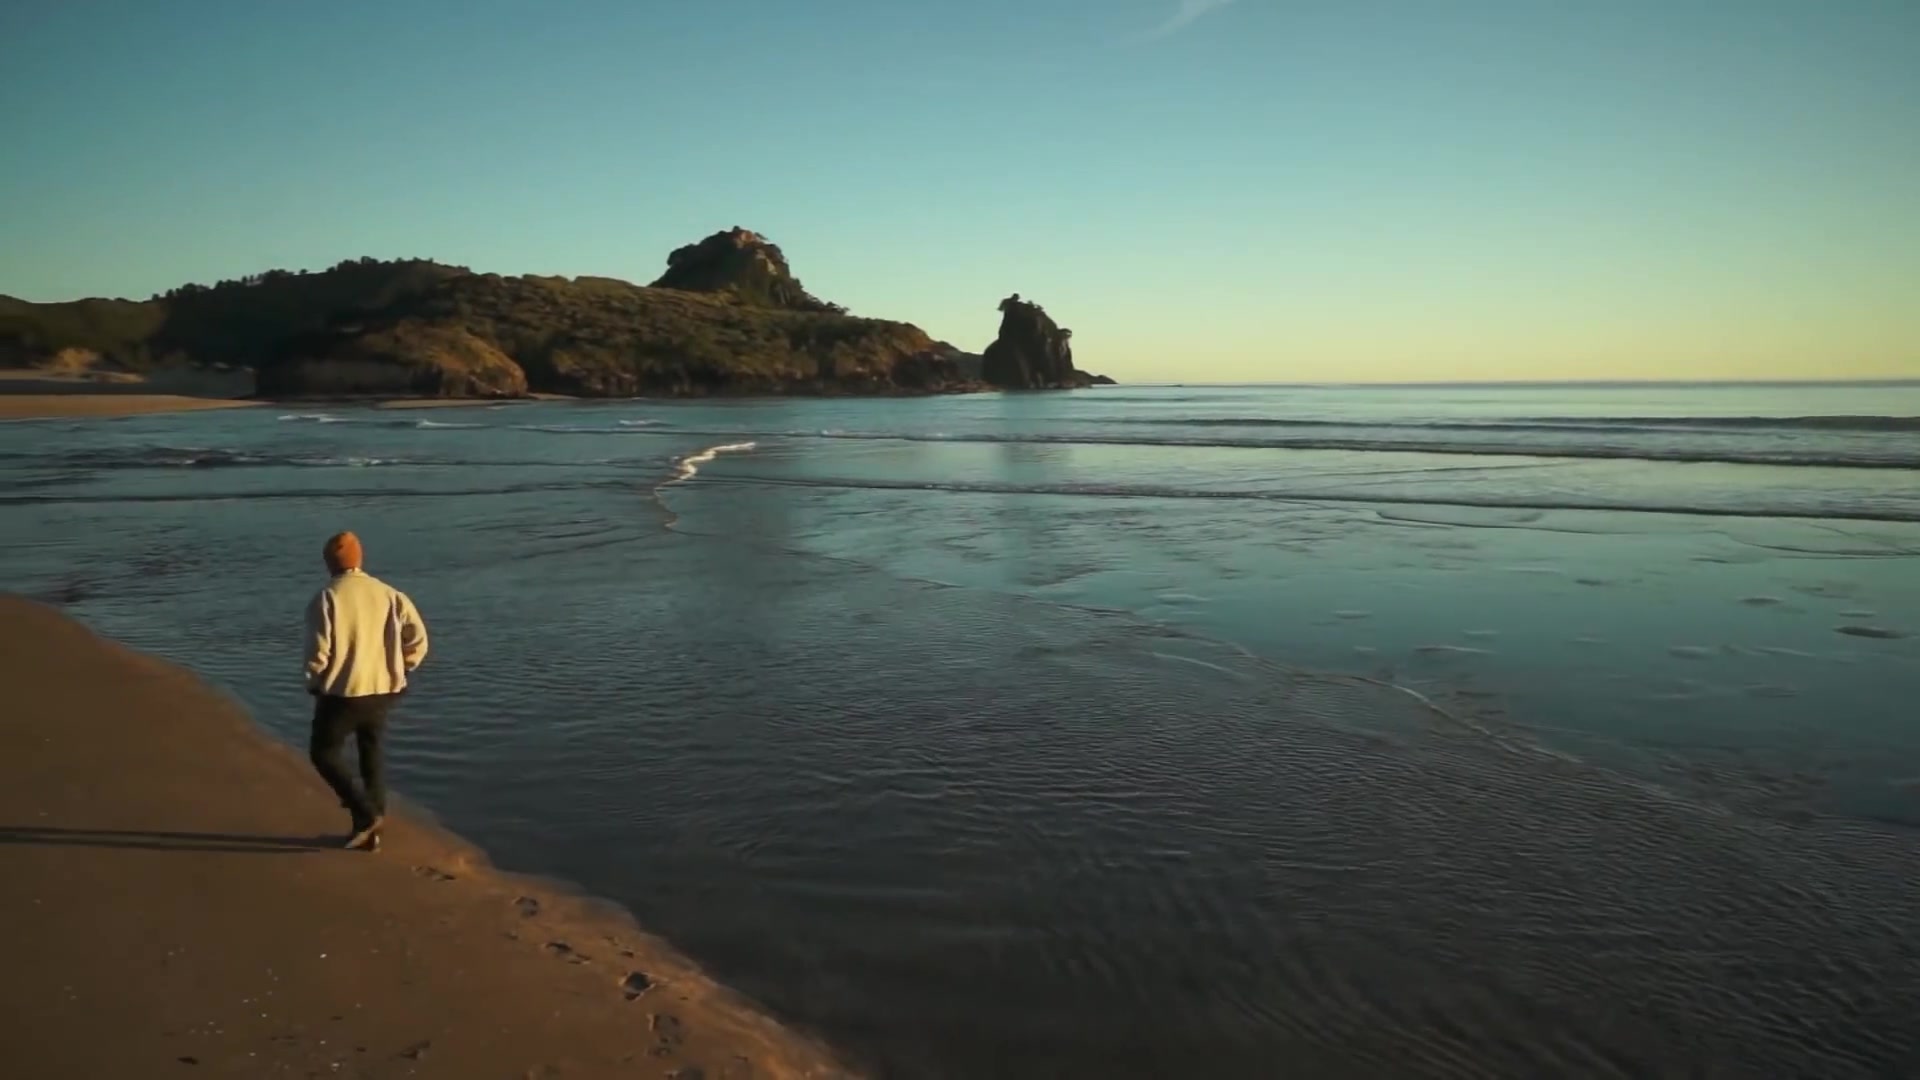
[305,531,429,851]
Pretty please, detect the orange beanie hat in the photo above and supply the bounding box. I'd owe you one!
[323,531,364,573]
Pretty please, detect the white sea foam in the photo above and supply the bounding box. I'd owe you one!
[291,455,390,467]
[670,441,757,484]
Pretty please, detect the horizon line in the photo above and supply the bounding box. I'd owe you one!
[1115,377,1920,388]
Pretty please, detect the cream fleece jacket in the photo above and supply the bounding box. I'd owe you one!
[304,569,429,697]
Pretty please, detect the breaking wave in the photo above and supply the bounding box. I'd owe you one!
[46,446,399,470]
[534,425,1920,470]
[1104,414,1920,435]
[669,441,757,484]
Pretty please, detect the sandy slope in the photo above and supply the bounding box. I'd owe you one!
[0,596,854,1079]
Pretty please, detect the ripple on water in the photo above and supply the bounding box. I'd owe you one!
[1415,644,1492,656]
[1836,625,1907,640]
[547,579,1920,1078]
[11,441,1920,1080]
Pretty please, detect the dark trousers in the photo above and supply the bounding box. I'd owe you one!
[309,693,398,829]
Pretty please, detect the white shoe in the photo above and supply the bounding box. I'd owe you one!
[344,817,384,851]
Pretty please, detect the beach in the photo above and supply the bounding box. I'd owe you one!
[0,369,576,419]
[0,369,261,420]
[0,596,853,1079]
[0,393,261,419]
[3,386,1916,1077]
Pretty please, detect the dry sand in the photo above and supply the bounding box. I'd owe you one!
[0,393,262,419]
[0,369,578,418]
[0,369,261,420]
[0,596,855,1079]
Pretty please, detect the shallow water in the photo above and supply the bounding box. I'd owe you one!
[4,383,1918,1077]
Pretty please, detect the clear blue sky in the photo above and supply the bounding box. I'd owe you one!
[3,0,1916,382]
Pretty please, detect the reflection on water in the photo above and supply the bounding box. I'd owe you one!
[3,385,1918,1078]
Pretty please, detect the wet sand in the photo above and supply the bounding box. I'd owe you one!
[0,596,854,1079]
[375,394,574,409]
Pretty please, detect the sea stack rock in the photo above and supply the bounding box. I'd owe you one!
[650,227,835,312]
[980,294,1100,389]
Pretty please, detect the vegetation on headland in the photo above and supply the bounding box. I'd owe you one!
[0,229,1106,398]
[0,258,457,372]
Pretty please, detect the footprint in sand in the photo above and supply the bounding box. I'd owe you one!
[667,1068,707,1080]
[514,896,541,918]
[650,1013,687,1057]
[621,971,653,1000]
[412,865,455,883]
[544,941,590,964]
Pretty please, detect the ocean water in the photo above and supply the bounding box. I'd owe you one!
[4,383,1918,1078]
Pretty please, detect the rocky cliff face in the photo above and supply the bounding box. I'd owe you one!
[650,227,835,312]
[980,295,1097,389]
[257,323,528,398]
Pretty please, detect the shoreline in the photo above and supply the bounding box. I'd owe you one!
[0,367,1118,421]
[0,596,856,1078]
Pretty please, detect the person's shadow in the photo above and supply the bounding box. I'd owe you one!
[0,826,337,854]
